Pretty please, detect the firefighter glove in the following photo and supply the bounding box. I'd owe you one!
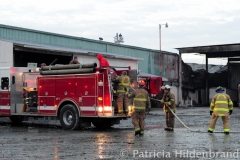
[210,111,213,115]
[229,110,233,115]
[159,100,164,103]
[113,76,118,81]
[165,101,171,106]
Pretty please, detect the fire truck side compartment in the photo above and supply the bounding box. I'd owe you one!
[10,67,30,114]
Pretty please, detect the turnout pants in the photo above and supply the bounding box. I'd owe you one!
[165,111,175,129]
[117,92,129,113]
[208,113,230,132]
[131,110,146,134]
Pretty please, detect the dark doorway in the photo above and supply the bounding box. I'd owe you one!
[14,51,72,67]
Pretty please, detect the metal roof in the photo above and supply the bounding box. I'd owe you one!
[0,24,177,55]
[176,43,240,58]
[1,38,143,61]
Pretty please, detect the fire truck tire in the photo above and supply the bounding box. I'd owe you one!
[92,122,113,128]
[9,116,24,124]
[59,104,80,130]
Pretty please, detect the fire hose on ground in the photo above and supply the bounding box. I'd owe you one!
[150,97,240,133]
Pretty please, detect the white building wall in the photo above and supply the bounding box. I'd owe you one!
[170,86,178,105]
[0,40,13,67]
[188,91,198,104]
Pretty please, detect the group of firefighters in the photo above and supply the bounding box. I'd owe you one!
[114,70,176,136]
[44,55,234,136]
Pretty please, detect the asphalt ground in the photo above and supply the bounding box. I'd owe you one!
[0,107,240,160]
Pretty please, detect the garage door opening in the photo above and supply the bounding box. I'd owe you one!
[14,51,72,67]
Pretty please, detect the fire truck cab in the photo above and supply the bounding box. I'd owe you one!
[0,64,138,130]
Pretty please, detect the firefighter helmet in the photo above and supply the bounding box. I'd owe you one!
[164,85,171,90]
[215,86,225,92]
[138,80,145,86]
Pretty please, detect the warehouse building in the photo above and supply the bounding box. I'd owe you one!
[0,24,181,105]
[0,24,179,81]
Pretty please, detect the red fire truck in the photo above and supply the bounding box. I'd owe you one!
[0,64,162,130]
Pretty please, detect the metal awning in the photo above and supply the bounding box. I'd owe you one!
[1,38,143,61]
[176,43,240,58]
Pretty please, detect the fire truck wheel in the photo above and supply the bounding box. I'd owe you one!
[9,116,24,124]
[60,104,80,130]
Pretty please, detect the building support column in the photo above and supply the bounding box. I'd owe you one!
[205,56,209,105]
[178,52,183,105]
[227,58,229,88]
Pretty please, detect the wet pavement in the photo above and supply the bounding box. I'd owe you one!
[1,107,240,160]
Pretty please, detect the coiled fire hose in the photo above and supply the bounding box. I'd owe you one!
[150,97,240,133]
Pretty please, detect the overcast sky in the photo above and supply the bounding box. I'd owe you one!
[1,0,239,65]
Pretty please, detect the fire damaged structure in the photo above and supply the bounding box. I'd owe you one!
[177,44,240,106]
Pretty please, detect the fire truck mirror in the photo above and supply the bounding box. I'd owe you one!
[12,76,15,84]
[1,77,9,90]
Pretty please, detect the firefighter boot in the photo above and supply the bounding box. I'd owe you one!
[117,112,123,116]
[139,130,144,137]
[135,130,140,136]
[164,127,170,131]
[168,127,174,131]
[135,128,141,136]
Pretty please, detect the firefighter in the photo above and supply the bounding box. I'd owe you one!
[69,56,80,64]
[161,85,176,131]
[96,54,110,68]
[126,80,151,136]
[115,71,130,115]
[208,86,233,134]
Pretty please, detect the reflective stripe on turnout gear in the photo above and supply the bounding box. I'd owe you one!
[119,76,130,86]
[135,127,140,131]
[213,108,229,112]
[117,89,125,93]
[215,100,228,105]
[224,128,230,132]
[208,128,214,131]
[134,98,147,102]
[134,106,146,110]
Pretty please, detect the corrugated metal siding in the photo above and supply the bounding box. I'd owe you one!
[0,24,178,76]
[108,45,161,75]
[81,40,106,52]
